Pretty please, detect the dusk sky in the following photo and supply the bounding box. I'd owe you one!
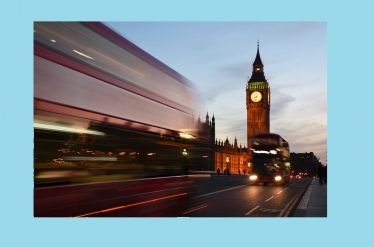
[3,0,374,245]
[106,22,327,165]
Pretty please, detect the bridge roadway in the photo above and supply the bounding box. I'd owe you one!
[34,173,321,217]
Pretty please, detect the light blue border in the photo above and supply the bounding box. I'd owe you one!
[1,0,372,246]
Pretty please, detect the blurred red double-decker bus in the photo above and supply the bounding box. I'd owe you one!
[249,133,291,185]
[34,22,210,187]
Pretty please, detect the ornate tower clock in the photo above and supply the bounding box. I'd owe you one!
[246,42,270,147]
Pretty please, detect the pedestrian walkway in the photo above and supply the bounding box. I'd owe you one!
[293,178,327,217]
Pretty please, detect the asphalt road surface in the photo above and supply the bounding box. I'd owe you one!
[180,176,312,217]
[34,175,312,217]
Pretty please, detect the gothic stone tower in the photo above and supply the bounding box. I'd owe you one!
[246,42,270,147]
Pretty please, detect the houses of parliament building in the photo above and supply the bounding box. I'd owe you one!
[198,43,271,174]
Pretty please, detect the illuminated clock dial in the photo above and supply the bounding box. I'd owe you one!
[251,91,262,102]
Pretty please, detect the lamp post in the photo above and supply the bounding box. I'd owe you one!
[226,156,229,175]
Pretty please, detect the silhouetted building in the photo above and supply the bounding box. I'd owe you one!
[195,112,249,173]
[290,152,321,177]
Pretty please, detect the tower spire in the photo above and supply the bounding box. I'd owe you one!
[253,40,263,67]
[248,41,265,82]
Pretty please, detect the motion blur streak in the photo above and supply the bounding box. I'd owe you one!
[72,50,94,59]
[182,204,208,215]
[34,121,105,136]
[74,192,187,217]
[76,206,126,217]
[187,174,210,178]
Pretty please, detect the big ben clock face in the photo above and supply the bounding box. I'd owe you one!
[251,91,262,102]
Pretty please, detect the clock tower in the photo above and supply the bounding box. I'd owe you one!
[246,42,270,147]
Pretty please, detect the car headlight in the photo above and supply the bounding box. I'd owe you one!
[275,175,282,181]
[250,175,258,180]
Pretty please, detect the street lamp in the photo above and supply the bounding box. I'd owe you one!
[226,156,229,175]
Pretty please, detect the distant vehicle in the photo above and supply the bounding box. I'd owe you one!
[34,22,210,186]
[249,133,291,185]
[295,175,301,179]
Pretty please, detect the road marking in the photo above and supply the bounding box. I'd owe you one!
[193,185,247,198]
[265,196,274,202]
[277,179,311,217]
[245,205,260,215]
[260,208,282,213]
[277,190,283,194]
